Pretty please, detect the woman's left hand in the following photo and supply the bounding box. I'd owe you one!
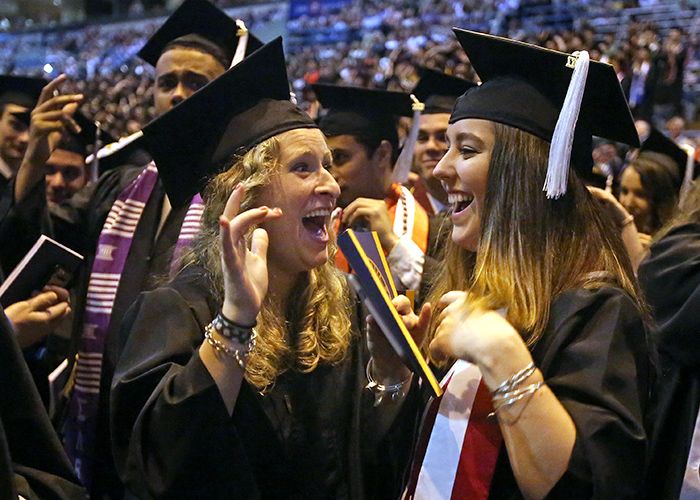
[429,291,533,390]
[367,295,431,384]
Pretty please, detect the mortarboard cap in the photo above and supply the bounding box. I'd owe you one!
[141,37,317,206]
[0,75,46,110]
[138,0,263,68]
[86,131,152,174]
[639,128,689,176]
[73,113,117,153]
[15,109,116,158]
[313,84,414,149]
[412,68,476,114]
[450,29,639,197]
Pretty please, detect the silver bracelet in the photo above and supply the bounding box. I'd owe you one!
[204,322,255,371]
[619,213,635,228]
[365,357,412,407]
[491,362,536,396]
[491,381,544,413]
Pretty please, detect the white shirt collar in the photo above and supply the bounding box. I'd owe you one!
[0,156,14,181]
[427,192,447,214]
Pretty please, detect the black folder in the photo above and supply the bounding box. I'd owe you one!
[0,235,83,307]
[338,229,441,397]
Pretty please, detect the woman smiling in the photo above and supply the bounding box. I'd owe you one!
[403,30,652,499]
[110,39,418,499]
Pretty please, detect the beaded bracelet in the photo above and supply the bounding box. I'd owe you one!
[204,322,255,371]
[365,358,412,407]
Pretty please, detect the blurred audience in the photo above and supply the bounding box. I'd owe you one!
[0,0,697,144]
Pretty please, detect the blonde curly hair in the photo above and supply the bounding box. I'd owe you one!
[180,135,353,391]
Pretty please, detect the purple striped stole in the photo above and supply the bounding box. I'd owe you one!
[63,162,204,488]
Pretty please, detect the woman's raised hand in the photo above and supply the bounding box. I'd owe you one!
[219,184,282,326]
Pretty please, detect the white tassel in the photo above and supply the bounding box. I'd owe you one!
[680,143,696,204]
[90,120,102,183]
[231,20,249,68]
[544,50,590,199]
[392,94,424,185]
[85,129,144,165]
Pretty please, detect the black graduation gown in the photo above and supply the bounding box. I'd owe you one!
[638,222,700,499]
[110,266,420,500]
[0,165,191,497]
[486,287,651,499]
[0,307,86,500]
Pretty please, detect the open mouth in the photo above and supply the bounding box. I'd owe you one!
[448,192,474,215]
[302,208,332,242]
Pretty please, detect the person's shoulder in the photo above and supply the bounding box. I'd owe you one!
[640,221,700,287]
[562,284,638,307]
[551,286,642,328]
[92,163,147,201]
[651,222,700,251]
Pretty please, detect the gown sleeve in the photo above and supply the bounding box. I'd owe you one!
[533,287,650,499]
[112,275,423,500]
[638,222,700,367]
[0,166,139,274]
[0,308,86,500]
[638,222,700,499]
[110,281,269,499]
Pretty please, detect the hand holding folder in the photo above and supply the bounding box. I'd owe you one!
[337,229,442,397]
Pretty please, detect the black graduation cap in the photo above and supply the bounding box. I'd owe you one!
[138,0,263,68]
[313,84,414,149]
[0,75,46,110]
[14,109,116,158]
[412,68,476,114]
[450,29,639,194]
[639,128,692,178]
[71,113,117,154]
[141,37,317,206]
[13,109,109,170]
[88,132,152,174]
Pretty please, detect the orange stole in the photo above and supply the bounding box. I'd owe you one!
[335,184,429,273]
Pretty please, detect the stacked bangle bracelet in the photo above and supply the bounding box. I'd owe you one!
[489,362,543,415]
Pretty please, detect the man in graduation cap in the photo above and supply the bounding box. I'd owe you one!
[44,117,109,207]
[3,0,262,496]
[313,83,432,295]
[0,76,45,190]
[14,108,113,207]
[0,76,44,176]
[410,69,476,216]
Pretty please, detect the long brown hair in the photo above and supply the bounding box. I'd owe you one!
[627,152,680,234]
[427,122,645,357]
[180,136,353,391]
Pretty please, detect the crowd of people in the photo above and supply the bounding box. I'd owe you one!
[0,0,698,142]
[1,0,700,499]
